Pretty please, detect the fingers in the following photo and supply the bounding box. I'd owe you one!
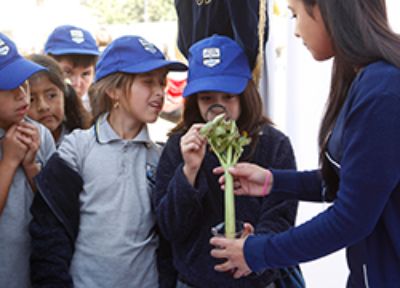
[241,223,254,238]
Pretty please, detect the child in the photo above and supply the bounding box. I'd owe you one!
[29,35,187,288]
[210,0,400,287]
[153,35,303,287]
[27,54,91,146]
[0,33,55,288]
[45,25,100,111]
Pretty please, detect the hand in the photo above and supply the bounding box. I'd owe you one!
[213,163,273,197]
[1,124,29,168]
[16,122,40,168]
[210,236,252,279]
[241,222,254,238]
[181,124,207,185]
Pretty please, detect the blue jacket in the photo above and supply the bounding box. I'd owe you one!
[153,124,299,288]
[245,61,400,287]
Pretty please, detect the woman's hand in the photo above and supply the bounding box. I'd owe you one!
[213,162,273,197]
[210,236,252,279]
[181,124,207,186]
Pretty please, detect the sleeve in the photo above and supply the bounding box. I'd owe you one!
[153,136,210,243]
[30,154,84,287]
[37,124,56,165]
[244,91,400,272]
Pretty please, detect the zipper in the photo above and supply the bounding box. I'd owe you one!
[363,264,370,288]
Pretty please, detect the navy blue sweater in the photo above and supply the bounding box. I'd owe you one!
[154,124,298,287]
[245,61,400,288]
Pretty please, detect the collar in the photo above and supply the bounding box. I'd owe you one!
[94,113,152,147]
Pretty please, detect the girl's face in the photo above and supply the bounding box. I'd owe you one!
[58,59,95,98]
[288,0,335,61]
[0,81,30,129]
[28,74,65,133]
[117,68,167,124]
[197,92,241,122]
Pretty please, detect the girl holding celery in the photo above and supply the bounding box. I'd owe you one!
[153,35,303,288]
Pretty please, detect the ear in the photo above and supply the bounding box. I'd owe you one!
[106,87,121,101]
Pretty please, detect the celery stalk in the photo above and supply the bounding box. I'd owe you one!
[200,114,251,239]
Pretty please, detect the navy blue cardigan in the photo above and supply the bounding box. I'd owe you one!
[244,61,400,287]
[153,124,298,288]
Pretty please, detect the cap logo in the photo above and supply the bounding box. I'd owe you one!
[0,39,10,56]
[138,38,157,54]
[202,48,220,67]
[70,29,85,44]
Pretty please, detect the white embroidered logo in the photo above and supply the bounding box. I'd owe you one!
[0,39,10,56]
[70,30,85,44]
[138,38,157,54]
[202,48,220,67]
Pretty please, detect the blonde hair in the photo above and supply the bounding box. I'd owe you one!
[89,73,136,124]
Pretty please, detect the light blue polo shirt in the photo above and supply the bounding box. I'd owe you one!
[57,114,160,288]
[0,119,55,288]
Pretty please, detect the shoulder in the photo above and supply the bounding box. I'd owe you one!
[259,124,292,147]
[354,61,400,99]
[57,126,96,172]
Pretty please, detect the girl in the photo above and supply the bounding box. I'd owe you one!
[210,1,400,287]
[0,33,55,288]
[29,36,187,288]
[153,35,303,288]
[27,54,91,146]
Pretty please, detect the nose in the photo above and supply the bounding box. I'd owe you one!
[37,97,50,112]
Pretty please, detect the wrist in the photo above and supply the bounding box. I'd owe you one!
[183,164,199,186]
[261,171,272,196]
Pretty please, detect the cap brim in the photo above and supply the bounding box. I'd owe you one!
[183,75,249,97]
[46,48,100,56]
[0,57,46,90]
[122,59,187,74]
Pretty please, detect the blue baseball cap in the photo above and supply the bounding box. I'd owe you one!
[0,33,46,90]
[183,35,251,98]
[45,25,100,56]
[95,36,187,82]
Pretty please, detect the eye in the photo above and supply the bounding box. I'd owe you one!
[224,94,237,101]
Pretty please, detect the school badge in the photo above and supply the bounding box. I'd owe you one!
[138,38,157,54]
[202,48,220,67]
[0,39,10,56]
[70,29,85,44]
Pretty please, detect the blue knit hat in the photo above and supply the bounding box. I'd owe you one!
[0,33,46,90]
[45,25,100,56]
[95,35,187,82]
[183,35,251,98]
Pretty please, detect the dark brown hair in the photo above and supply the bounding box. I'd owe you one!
[49,53,98,68]
[170,80,272,158]
[89,73,136,125]
[28,54,91,130]
[302,0,400,197]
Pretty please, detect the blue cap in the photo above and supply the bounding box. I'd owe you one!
[95,36,187,82]
[45,25,100,56]
[0,33,46,90]
[183,35,251,98]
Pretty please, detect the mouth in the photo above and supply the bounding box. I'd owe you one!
[149,101,163,112]
[16,104,29,115]
[39,115,55,122]
[205,104,229,121]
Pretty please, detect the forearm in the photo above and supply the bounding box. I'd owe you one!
[23,162,41,192]
[0,160,19,214]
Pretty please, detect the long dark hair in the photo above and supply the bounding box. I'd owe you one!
[302,0,400,197]
[170,80,272,159]
[28,54,91,131]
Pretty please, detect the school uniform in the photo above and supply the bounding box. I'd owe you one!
[0,119,55,288]
[244,61,400,288]
[153,124,299,288]
[30,114,161,288]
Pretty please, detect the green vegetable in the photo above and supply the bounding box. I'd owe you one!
[200,114,251,238]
